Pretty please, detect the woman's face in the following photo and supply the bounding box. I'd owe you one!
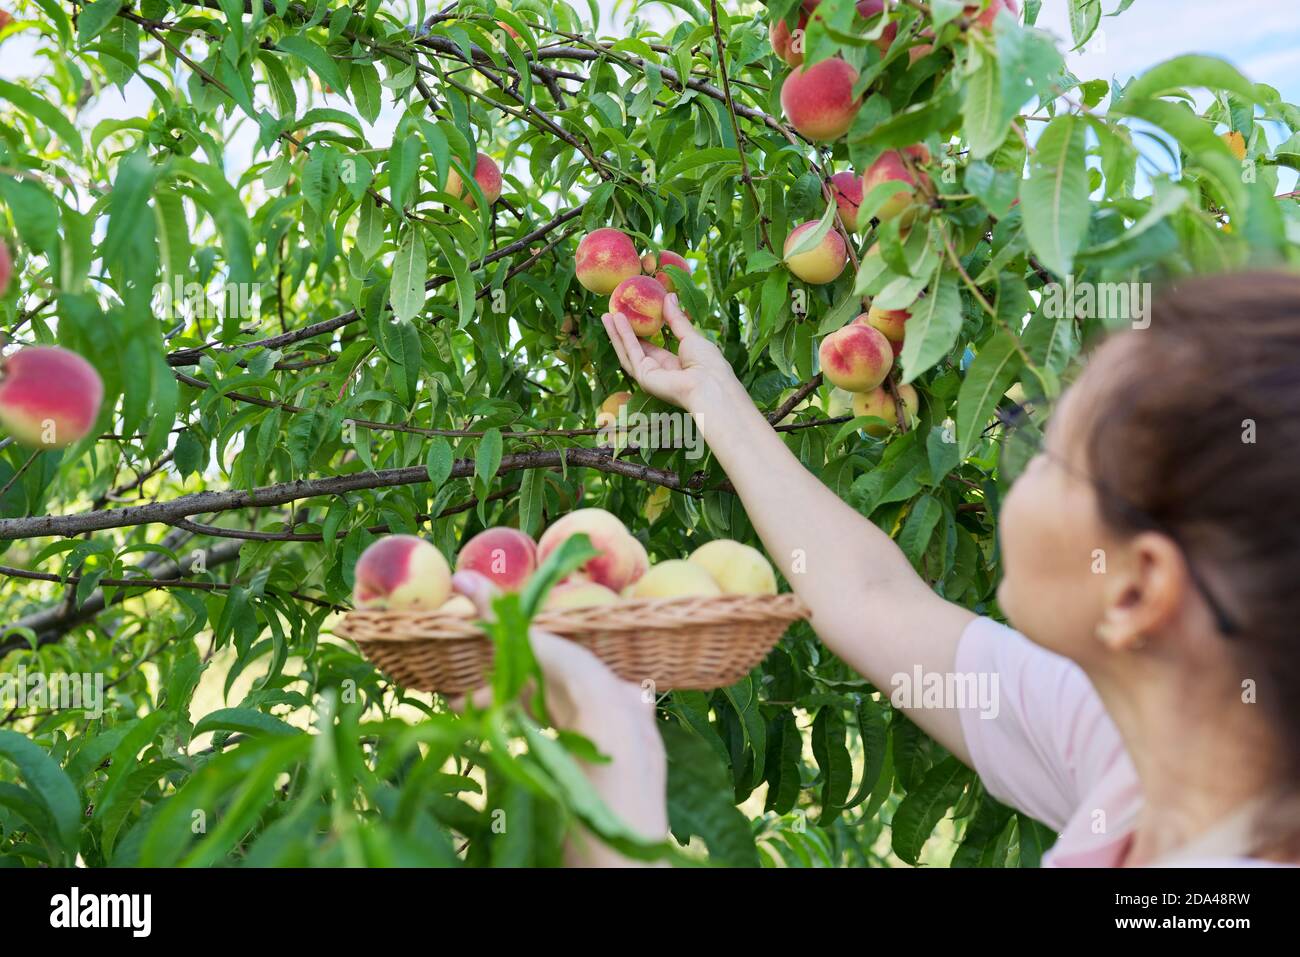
[996,338,1129,662]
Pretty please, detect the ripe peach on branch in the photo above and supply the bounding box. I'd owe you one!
[575,227,642,294]
[0,346,104,449]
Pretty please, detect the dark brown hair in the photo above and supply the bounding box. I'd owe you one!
[1084,271,1300,859]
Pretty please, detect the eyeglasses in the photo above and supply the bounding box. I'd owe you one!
[995,397,1242,638]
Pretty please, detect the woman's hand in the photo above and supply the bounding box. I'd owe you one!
[449,571,651,730]
[601,293,744,415]
[450,571,669,865]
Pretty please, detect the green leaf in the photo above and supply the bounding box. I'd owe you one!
[475,428,503,488]
[0,730,81,861]
[891,756,969,865]
[1020,114,1089,277]
[425,437,453,489]
[391,228,427,322]
[192,707,301,738]
[77,0,124,45]
[900,268,962,383]
[0,80,83,158]
[276,35,346,94]
[957,332,1024,458]
[662,722,761,866]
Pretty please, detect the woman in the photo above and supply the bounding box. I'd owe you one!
[454,272,1300,867]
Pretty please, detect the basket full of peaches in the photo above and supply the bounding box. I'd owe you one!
[334,508,810,695]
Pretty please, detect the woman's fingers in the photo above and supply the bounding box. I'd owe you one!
[446,684,495,713]
[663,293,697,341]
[607,311,651,375]
[601,312,636,376]
[451,571,499,620]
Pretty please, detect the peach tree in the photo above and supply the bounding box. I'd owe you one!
[1,0,1297,867]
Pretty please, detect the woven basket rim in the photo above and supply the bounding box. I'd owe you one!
[335,592,809,644]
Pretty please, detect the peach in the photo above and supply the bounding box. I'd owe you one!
[455,526,538,591]
[609,275,667,337]
[640,250,690,292]
[353,535,452,610]
[446,151,502,208]
[968,0,1018,29]
[440,594,479,617]
[0,346,104,449]
[689,540,777,596]
[595,391,632,430]
[536,508,645,592]
[862,146,931,222]
[780,57,862,142]
[0,11,11,30]
[1222,131,1247,161]
[857,0,899,53]
[543,580,621,611]
[770,1,815,67]
[0,239,10,296]
[819,323,892,391]
[630,559,722,599]
[830,170,866,231]
[784,222,847,285]
[575,227,642,294]
[852,383,918,437]
[857,306,907,355]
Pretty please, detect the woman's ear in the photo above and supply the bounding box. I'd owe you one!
[1094,531,1186,652]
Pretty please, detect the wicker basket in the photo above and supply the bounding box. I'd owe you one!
[335,594,810,695]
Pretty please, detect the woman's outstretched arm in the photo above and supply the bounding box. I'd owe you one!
[603,298,976,763]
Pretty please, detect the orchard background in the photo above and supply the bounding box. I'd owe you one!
[1,0,1298,867]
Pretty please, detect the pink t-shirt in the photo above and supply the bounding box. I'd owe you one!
[955,616,1286,867]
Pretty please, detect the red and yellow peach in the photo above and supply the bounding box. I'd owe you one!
[818,323,893,391]
[575,227,643,295]
[536,508,646,593]
[0,346,104,449]
[353,535,452,610]
[446,151,503,208]
[784,222,848,285]
[609,275,668,337]
[640,250,690,292]
[852,383,919,437]
[455,526,538,591]
[862,146,931,222]
[780,57,862,142]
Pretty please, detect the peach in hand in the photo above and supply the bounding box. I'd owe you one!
[353,535,452,610]
[609,275,668,337]
[630,559,722,599]
[819,323,893,391]
[446,151,503,208]
[852,383,918,437]
[455,526,538,591]
[780,57,862,142]
[575,228,642,295]
[688,540,777,596]
[536,507,646,593]
[0,346,104,449]
[784,222,847,285]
